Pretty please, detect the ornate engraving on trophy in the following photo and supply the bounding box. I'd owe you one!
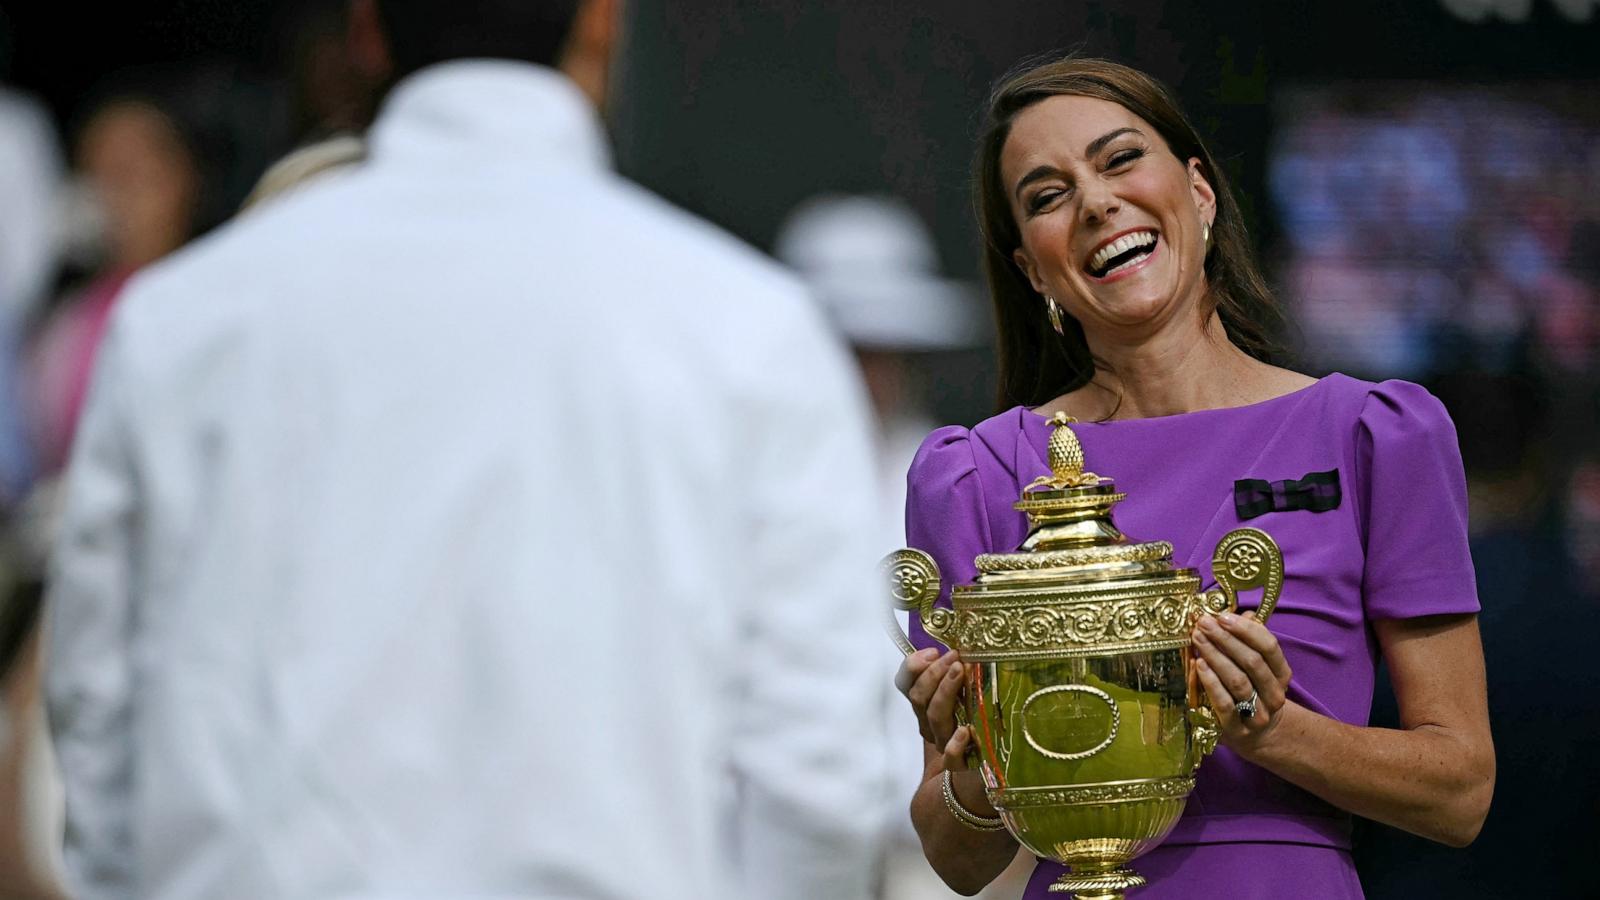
[992,776,1196,809]
[1222,542,1263,581]
[888,555,933,605]
[1020,684,1120,761]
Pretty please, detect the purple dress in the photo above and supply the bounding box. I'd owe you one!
[905,374,1480,899]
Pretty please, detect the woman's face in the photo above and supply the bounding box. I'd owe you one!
[79,102,199,269]
[1001,94,1215,341]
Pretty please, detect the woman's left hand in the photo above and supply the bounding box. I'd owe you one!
[1191,611,1294,753]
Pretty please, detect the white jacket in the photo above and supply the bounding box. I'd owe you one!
[45,61,889,900]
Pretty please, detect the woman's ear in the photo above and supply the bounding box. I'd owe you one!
[1187,158,1217,224]
[1012,247,1045,295]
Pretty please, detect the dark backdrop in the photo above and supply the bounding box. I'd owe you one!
[9,1,1597,276]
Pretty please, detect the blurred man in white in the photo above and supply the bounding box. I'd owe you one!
[44,1,888,898]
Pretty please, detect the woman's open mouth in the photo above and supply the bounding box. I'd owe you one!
[1084,229,1160,281]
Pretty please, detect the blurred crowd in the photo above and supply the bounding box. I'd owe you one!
[1273,90,1599,379]
[0,4,1597,899]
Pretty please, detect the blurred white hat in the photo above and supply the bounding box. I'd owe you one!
[774,194,983,351]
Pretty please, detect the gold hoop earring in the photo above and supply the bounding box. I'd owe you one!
[1045,296,1065,336]
[1202,221,1211,247]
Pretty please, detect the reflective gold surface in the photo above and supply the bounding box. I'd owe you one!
[886,413,1285,899]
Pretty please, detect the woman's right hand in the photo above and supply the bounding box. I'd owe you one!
[895,647,974,771]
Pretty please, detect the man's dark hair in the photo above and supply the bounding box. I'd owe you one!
[375,0,584,78]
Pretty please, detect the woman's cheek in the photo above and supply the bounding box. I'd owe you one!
[1029,220,1076,277]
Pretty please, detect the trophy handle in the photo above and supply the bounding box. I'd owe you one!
[1207,527,1284,625]
[1188,527,1284,769]
[879,548,954,656]
[881,549,977,766]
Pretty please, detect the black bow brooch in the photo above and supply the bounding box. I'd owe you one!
[1234,470,1341,521]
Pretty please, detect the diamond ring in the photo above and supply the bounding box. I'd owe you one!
[1236,689,1260,719]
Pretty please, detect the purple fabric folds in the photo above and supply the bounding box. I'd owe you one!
[904,374,1480,899]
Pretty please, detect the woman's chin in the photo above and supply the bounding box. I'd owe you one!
[1074,269,1205,331]
[1082,294,1180,330]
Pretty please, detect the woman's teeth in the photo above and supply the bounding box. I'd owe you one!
[1088,231,1158,277]
[1101,247,1154,277]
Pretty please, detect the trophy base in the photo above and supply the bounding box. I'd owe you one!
[1046,867,1146,900]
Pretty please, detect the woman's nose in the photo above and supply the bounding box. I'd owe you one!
[1079,180,1120,226]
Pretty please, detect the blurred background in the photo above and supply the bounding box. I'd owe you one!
[1,0,1597,897]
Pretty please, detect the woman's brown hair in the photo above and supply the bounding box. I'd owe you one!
[976,56,1282,410]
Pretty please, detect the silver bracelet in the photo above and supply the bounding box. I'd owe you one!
[941,770,1004,831]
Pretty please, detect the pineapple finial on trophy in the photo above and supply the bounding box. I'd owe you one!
[1028,411,1106,490]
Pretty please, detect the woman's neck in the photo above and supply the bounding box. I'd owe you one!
[1052,311,1285,421]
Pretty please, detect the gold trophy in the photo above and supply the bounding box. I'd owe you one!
[884,413,1284,899]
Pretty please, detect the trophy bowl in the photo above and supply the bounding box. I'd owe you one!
[884,414,1284,900]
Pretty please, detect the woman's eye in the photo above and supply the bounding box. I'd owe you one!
[1028,188,1066,213]
[1108,148,1144,169]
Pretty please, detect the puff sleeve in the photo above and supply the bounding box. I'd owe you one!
[904,426,994,652]
[1356,380,1480,620]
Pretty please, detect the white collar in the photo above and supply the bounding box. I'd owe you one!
[367,60,611,171]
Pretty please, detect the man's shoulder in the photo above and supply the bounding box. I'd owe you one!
[600,177,807,299]
[108,203,296,339]
[111,165,825,367]
[145,166,800,295]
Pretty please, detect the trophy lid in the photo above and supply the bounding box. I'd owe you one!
[971,412,1179,586]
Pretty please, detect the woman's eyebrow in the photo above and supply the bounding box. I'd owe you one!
[1085,127,1143,158]
[1013,165,1059,201]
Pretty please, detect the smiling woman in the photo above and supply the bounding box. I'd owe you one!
[974,58,1282,413]
[894,56,1494,900]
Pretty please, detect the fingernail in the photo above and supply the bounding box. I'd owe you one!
[948,662,964,678]
[1193,631,1209,645]
[917,648,938,661]
[1201,616,1221,632]
[1219,612,1238,626]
